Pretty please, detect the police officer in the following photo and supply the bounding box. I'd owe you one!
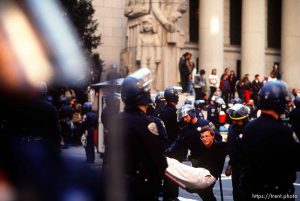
[154,91,167,117]
[159,86,182,146]
[240,80,300,200]
[169,105,227,201]
[146,99,169,148]
[207,96,224,131]
[114,67,167,201]
[231,97,243,105]
[159,86,182,201]
[166,104,210,201]
[184,98,193,105]
[58,96,73,148]
[168,104,211,160]
[289,96,300,140]
[194,99,206,120]
[82,101,97,163]
[225,103,250,201]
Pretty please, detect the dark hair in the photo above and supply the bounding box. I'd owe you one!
[200,69,206,75]
[183,52,191,58]
[255,74,259,78]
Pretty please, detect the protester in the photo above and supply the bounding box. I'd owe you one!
[194,69,207,100]
[228,70,237,101]
[179,52,192,93]
[208,69,219,99]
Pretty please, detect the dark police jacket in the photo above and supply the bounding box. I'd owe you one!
[169,118,228,178]
[159,103,180,146]
[207,104,220,128]
[227,122,248,168]
[116,107,167,188]
[289,107,300,138]
[241,113,300,191]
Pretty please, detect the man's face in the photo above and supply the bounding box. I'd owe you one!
[200,131,215,147]
[183,114,191,124]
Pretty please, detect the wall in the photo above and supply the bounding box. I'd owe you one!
[93,0,127,81]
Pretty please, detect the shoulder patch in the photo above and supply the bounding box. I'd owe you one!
[148,122,159,135]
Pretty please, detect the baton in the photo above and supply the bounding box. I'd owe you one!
[219,176,224,201]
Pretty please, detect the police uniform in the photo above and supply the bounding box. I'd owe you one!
[170,117,227,201]
[240,113,298,199]
[207,104,220,129]
[115,67,167,201]
[159,103,181,146]
[289,102,300,140]
[239,81,300,200]
[59,100,73,147]
[195,108,205,120]
[82,102,97,163]
[169,118,210,161]
[150,116,169,148]
[226,103,250,201]
[227,122,248,201]
[118,107,167,200]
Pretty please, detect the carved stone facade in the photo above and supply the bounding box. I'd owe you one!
[93,0,300,89]
[123,0,188,90]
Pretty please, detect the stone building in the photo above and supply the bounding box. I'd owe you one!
[93,0,300,90]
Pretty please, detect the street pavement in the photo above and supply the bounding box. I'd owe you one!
[61,146,300,201]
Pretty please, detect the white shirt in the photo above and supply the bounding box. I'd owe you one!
[208,74,219,88]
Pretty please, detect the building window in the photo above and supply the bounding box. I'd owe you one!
[230,0,242,45]
[189,0,199,42]
[268,0,281,49]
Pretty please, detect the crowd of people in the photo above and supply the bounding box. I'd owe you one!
[111,64,300,201]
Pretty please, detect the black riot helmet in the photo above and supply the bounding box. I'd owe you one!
[177,104,197,122]
[82,101,92,113]
[164,86,182,103]
[294,96,300,108]
[121,67,152,107]
[194,99,206,109]
[59,96,69,106]
[227,103,249,120]
[155,91,166,103]
[258,80,290,115]
[231,97,242,105]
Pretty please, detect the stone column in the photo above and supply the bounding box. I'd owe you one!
[241,0,265,80]
[281,0,300,89]
[199,0,224,76]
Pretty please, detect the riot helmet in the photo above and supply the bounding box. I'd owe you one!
[194,99,206,109]
[59,96,69,105]
[258,80,290,114]
[82,101,92,113]
[164,86,182,103]
[155,91,166,103]
[177,104,197,122]
[121,67,152,107]
[184,98,193,105]
[294,96,300,108]
[227,103,249,120]
[231,97,242,105]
